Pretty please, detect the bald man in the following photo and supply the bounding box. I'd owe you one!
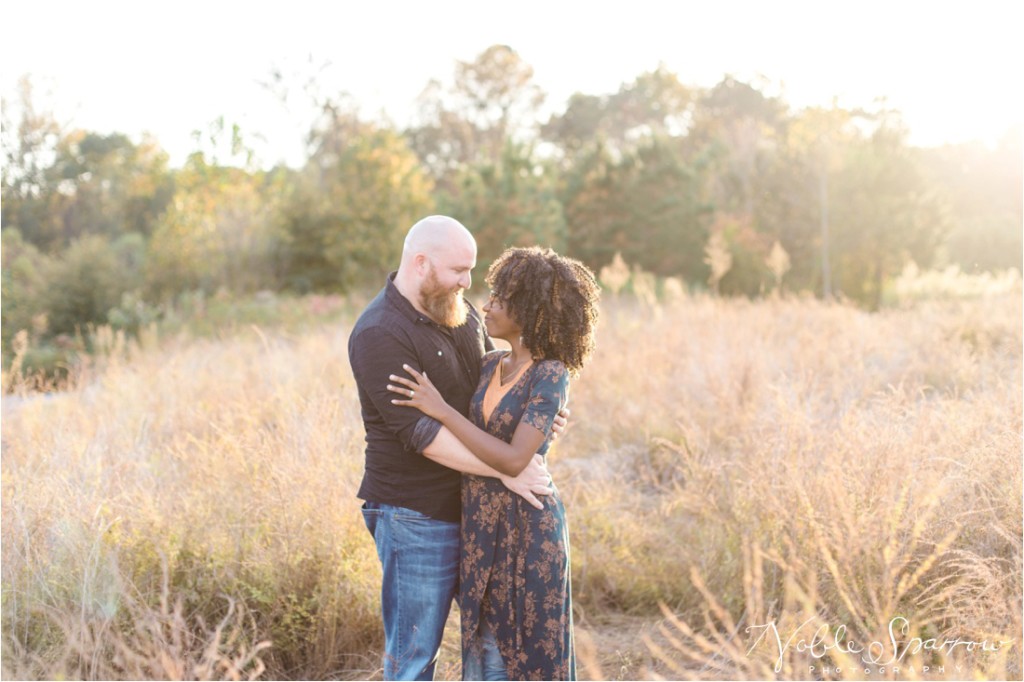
[348,215,557,681]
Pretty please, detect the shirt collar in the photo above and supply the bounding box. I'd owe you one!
[384,271,431,325]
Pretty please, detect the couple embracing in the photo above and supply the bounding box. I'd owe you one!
[348,215,600,680]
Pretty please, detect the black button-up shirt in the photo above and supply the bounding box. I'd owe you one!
[348,272,493,521]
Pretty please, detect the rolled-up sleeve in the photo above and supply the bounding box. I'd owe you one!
[409,416,443,453]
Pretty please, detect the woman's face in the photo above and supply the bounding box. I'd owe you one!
[482,291,523,342]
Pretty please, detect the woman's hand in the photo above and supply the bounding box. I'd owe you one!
[388,364,449,421]
[499,455,553,510]
[551,406,570,440]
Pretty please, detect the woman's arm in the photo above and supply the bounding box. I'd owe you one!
[388,364,546,477]
[421,427,552,508]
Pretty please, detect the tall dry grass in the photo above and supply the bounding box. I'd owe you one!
[564,292,1022,679]
[1,290,1021,680]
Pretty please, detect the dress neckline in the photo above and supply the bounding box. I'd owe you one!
[481,353,534,426]
[498,352,534,387]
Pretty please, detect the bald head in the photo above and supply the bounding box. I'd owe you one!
[402,215,475,264]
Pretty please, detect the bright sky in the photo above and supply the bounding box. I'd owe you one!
[3,0,1021,168]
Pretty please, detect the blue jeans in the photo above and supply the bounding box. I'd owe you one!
[463,619,507,681]
[361,501,459,681]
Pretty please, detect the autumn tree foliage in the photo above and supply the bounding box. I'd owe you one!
[2,47,1019,361]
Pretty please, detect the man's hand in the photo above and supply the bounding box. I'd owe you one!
[551,406,571,440]
[499,455,553,510]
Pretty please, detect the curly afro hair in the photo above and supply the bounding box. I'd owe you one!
[485,246,601,376]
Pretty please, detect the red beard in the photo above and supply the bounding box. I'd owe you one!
[421,268,468,327]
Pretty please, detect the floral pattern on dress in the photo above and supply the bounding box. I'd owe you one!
[461,350,575,681]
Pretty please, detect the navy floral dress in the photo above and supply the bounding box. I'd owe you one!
[460,350,575,681]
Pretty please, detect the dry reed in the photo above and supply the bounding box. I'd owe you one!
[2,290,1020,680]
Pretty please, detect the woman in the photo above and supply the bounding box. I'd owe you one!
[386,246,600,680]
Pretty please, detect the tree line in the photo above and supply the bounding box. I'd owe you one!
[2,45,1021,362]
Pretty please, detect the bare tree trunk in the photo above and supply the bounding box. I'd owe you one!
[819,165,833,301]
[872,260,884,311]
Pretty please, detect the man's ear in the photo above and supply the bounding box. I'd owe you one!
[414,253,428,277]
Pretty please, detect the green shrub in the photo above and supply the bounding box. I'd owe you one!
[38,234,144,338]
[1,229,51,363]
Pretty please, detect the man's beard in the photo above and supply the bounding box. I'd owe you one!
[421,268,468,328]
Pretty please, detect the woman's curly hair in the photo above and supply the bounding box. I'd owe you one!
[485,246,601,376]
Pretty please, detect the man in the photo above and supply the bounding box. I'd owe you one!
[348,215,561,680]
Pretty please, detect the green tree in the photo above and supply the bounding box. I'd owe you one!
[685,75,787,219]
[562,137,708,280]
[542,65,692,159]
[756,105,951,306]
[829,120,951,308]
[280,115,434,292]
[2,76,173,251]
[560,142,627,268]
[711,213,774,296]
[2,76,66,250]
[37,233,144,338]
[755,104,862,297]
[407,45,544,191]
[440,143,565,273]
[52,130,174,241]
[1,228,51,356]
[147,120,278,298]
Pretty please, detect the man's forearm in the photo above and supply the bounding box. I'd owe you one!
[421,426,505,478]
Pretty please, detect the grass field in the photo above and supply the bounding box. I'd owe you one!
[2,289,1021,680]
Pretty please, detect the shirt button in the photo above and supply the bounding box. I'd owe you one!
[437,350,443,356]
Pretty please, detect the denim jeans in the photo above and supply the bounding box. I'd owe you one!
[463,619,507,681]
[362,501,460,681]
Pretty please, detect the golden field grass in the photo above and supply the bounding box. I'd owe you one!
[1,290,1021,680]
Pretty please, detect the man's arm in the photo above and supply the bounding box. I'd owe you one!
[421,426,553,510]
[349,326,430,449]
[421,426,504,477]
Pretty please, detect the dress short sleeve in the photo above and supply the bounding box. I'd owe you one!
[521,360,569,436]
